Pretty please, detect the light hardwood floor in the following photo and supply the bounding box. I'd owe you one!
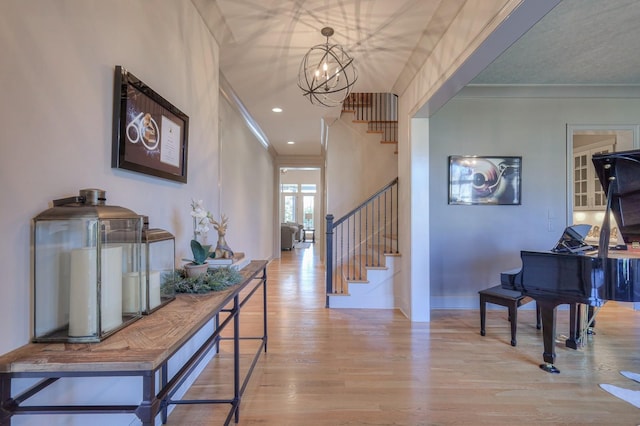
[167,245,640,425]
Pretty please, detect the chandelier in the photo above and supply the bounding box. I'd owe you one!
[298,27,358,107]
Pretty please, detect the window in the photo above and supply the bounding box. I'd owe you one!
[300,184,316,193]
[281,184,298,193]
[303,196,314,229]
[280,180,318,228]
[283,195,296,223]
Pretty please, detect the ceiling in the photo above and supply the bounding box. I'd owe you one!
[470,0,640,85]
[195,0,640,157]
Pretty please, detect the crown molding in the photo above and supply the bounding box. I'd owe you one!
[458,84,640,98]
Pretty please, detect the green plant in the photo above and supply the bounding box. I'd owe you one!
[190,239,212,265]
[170,266,243,294]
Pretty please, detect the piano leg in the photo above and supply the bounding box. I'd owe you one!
[536,298,561,374]
[566,303,582,350]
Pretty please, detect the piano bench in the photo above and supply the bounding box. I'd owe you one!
[479,285,540,346]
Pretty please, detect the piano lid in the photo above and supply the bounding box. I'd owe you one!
[592,148,640,244]
[551,224,593,253]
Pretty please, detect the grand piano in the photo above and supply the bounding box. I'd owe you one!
[501,149,640,373]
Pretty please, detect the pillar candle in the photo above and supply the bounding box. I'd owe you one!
[122,271,162,312]
[148,270,161,310]
[122,272,142,313]
[69,246,123,337]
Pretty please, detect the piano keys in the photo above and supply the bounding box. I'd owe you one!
[501,149,640,373]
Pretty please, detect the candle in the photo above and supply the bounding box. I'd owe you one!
[122,272,142,313]
[69,246,123,337]
[148,270,161,310]
[122,270,162,312]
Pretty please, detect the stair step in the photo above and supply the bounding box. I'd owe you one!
[351,119,398,124]
[381,140,398,145]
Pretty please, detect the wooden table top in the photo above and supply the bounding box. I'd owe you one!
[0,260,267,375]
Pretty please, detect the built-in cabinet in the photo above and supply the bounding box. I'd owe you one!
[573,141,615,210]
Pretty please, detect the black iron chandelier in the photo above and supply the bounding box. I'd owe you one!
[298,27,358,107]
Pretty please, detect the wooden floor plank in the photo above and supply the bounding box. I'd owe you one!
[167,245,640,425]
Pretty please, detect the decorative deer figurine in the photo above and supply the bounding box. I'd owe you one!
[209,214,234,259]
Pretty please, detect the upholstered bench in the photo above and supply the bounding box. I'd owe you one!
[479,285,540,346]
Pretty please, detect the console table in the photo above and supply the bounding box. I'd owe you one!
[0,260,268,426]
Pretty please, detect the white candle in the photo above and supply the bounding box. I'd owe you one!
[100,246,123,332]
[122,272,142,313]
[148,270,161,310]
[69,246,123,337]
[122,270,161,312]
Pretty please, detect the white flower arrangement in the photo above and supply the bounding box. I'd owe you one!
[190,199,210,240]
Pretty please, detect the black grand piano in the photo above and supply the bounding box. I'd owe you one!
[501,149,640,373]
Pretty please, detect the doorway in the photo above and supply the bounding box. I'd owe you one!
[566,124,640,310]
[279,167,321,244]
[566,125,639,230]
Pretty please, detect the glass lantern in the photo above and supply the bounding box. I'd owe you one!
[137,216,175,314]
[32,189,143,343]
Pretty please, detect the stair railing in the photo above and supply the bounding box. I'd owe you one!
[325,178,399,307]
[342,93,398,143]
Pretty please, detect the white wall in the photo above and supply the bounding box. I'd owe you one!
[326,118,398,219]
[0,1,274,424]
[219,95,275,260]
[429,95,640,308]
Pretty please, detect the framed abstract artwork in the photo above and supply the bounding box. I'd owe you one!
[448,155,522,205]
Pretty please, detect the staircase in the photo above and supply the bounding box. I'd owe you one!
[325,178,400,308]
[342,93,398,153]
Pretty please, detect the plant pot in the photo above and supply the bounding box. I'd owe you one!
[184,262,208,278]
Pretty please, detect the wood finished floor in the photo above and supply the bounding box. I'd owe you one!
[167,245,640,425]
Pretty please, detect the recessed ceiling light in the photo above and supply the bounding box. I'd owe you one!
[272,107,283,113]
[287,141,295,145]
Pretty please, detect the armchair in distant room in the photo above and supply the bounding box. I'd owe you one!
[281,222,303,250]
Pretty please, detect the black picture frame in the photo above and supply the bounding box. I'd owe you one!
[448,155,522,205]
[112,66,189,183]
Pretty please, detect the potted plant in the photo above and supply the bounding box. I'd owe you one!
[184,239,211,277]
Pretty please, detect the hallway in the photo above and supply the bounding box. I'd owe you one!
[168,245,640,425]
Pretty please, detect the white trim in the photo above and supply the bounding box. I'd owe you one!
[219,72,270,149]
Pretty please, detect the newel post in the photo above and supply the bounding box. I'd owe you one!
[325,214,334,308]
